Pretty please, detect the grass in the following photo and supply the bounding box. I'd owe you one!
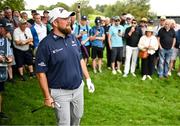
[0,60,180,125]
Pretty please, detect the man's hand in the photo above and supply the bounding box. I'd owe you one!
[86,79,95,93]
[44,97,54,108]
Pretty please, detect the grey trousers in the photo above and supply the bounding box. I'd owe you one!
[50,81,84,126]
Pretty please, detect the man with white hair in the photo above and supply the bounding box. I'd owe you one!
[157,19,176,79]
[35,7,95,125]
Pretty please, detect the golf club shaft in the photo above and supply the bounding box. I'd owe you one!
[31,105,45,113]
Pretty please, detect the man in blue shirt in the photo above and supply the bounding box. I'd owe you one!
[35,7,95,125]
[74,15,91,64]
[89,17,105,73]
[108,16,125,74]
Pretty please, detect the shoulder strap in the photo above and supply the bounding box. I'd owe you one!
[78,25,80,35]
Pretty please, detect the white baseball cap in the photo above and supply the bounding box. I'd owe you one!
[49,7,75,23]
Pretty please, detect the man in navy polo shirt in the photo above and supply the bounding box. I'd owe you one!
[35,7,95,125]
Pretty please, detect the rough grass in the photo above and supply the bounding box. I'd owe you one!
[0,62,180,125]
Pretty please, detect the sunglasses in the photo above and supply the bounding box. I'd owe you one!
[115,20,120,22]
[132,22,137,24]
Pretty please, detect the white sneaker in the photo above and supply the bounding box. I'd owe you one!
[168,71,172,76]
[98,68,102,73]
[131,73,136,77]
[123,74,127,77]
[177,72,180,77]
[147,75,152,80]
[142,75,147,80]
[93,69,97,74]
[112,70,117,75]
[107,67,111,70]
[117,69,122,74]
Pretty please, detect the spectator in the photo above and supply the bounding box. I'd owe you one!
[30,13,47,55]
[108,16,125,74]
[74,15,91,65]
[35,7,95,125]
[0,18,13,119]
[157,19,176,78]
[89,17,105,73]
[13,19,34,80]
[123,19,142,77]
[103,17,111,69]
[27,10,37,25]
[138,26,158,80]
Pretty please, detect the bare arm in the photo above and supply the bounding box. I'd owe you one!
[80,59,90,79]
[36,72,54,107]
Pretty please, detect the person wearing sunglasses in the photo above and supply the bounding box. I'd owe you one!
[123,19,143,77]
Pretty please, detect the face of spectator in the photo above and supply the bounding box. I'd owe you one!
[4,9,12,19]
[160,19,166,26]
[132,21,137,27]
[114,19,120,26]
[164,20,171,30]
[0,11,4,19]
[80,20,87,26]
[34,14,41,24]
[21,13,28,20]
[146,31,153,37]
[19,23,27,31]
[13,11,20,17]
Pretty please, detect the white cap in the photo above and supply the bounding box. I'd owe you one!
[49,7,75,23]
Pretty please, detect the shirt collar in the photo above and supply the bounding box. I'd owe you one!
[51,32,71,41]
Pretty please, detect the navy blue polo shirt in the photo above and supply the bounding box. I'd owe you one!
[35,32,83,89]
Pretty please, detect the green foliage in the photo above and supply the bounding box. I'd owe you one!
[102,0,151,20]
[0,0,25,10]
[37,2,69,10]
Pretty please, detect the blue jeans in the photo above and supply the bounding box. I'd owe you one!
[158,48,173,77]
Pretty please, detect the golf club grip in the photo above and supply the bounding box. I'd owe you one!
[31,106,45,113]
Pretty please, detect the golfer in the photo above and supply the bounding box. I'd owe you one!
[35,7,95,125]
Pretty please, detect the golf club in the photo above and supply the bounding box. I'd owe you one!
[31,102,61,113]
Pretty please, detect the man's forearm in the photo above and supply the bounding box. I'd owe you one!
[36,73,51,99]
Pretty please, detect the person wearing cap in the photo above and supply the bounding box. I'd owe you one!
[89,17,105,73]
[0,18,13,119]
[13,19,34,81]
[108,16,125,74]
[30,13,47,55]
[27,10,37,25]
[123,19,143,77]
[139,17,148,35]
[35,7,95,125]
[103,17,111,69]
[157,19,176,79]
[43,10,49,18]
[138,26,158,80]
[74,15,91,65]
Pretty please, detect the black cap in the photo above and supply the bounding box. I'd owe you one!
[95,17,101,24]
[31,10,37,14]
[0,18,11,32]
[81,15,87,20]
[43,10,49,14]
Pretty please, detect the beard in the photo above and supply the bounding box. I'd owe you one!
[58,25,72,36]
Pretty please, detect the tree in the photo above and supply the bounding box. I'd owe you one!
[37,2,69,10]
[0,0,25,10]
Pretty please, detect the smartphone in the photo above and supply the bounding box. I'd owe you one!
[78,3,81,9]
[118,29,121,33]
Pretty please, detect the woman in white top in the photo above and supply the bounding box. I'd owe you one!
[138,26,158,80]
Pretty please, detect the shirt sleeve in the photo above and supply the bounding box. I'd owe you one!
[13,28,20,41]
[35,41,50,73]
[26,28,33,39]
